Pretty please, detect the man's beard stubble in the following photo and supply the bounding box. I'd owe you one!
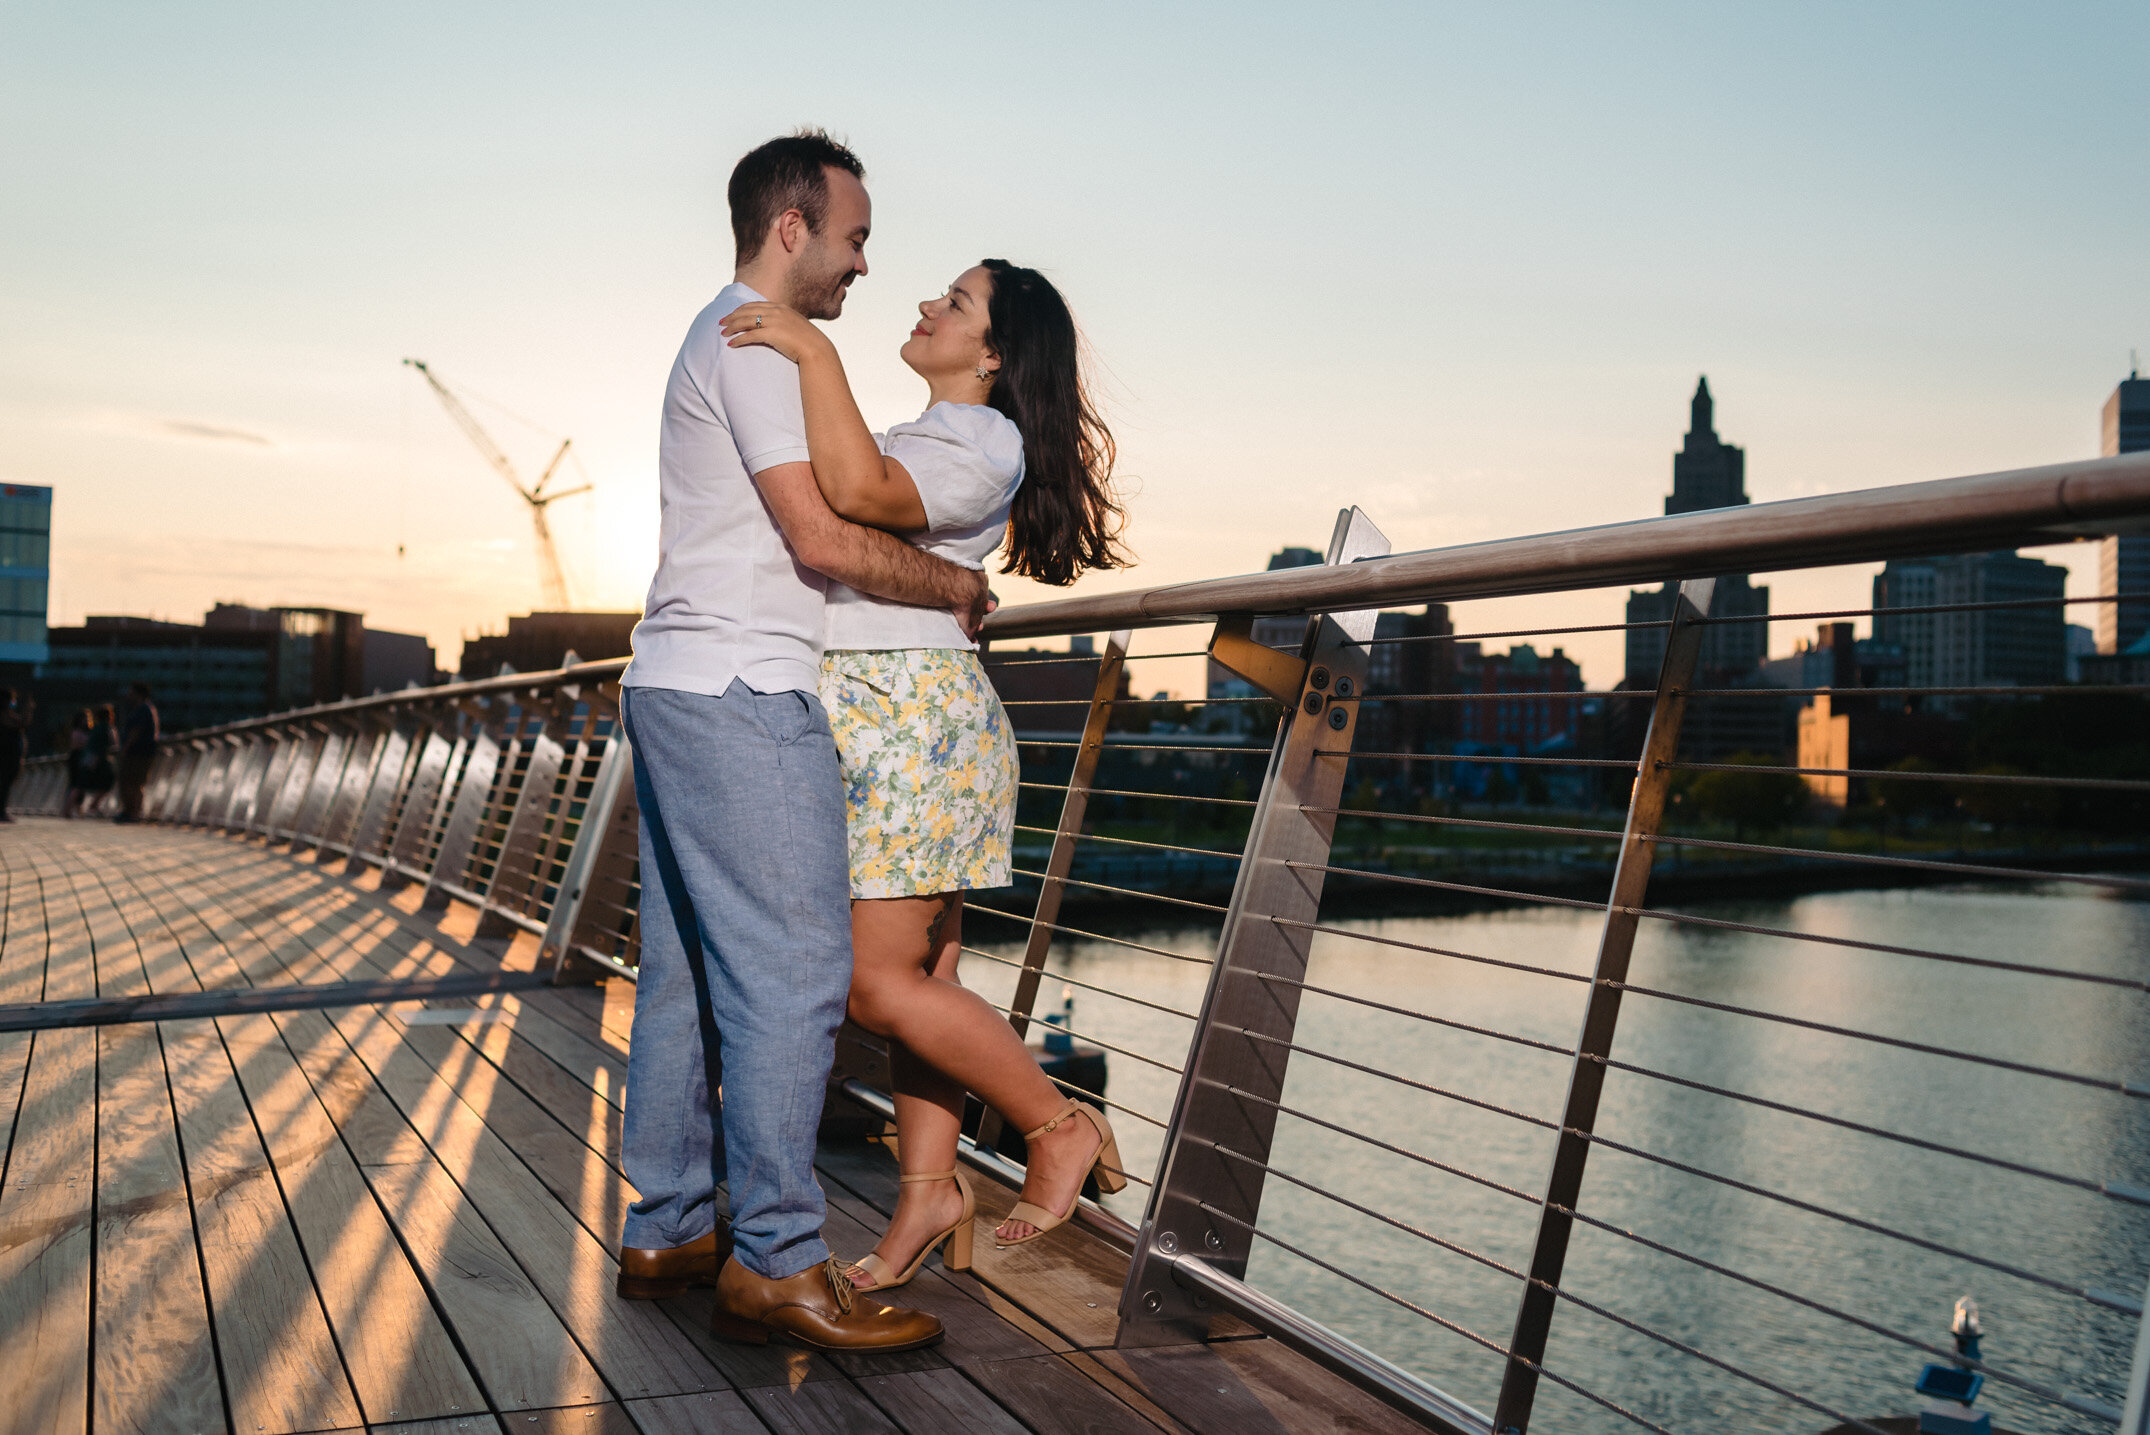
[784,247,853,321]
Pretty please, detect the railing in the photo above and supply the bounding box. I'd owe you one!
[20,449,2150,1435]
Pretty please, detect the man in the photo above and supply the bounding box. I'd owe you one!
[116,683,158,823]
[613,130,975,1352]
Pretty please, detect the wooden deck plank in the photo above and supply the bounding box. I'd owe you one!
[369,1418,507,1435]
[91,1022,223,1435]
[523,1404,641,1435]
[271,1007,611,1414]
[0,1026,97,1435]
[305,1002,723,1405]
[215,1012,489,1424]
[618,1391,765,1435]
[0,863,98,1435]
[161,1015,366,1434]
[0,855,51,1185]
[172,875,734,1409]
[742,1381,902,1435]
[962,1354,1184,1435]
[853,1368,1030,1434]
[1091,1341,1430,1435]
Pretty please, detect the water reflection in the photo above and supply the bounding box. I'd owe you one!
[966,884,2150,1434]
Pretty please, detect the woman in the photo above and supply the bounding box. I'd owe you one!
[64,708,95,817]
[721,259,1129,1290]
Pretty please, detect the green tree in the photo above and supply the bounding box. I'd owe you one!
[1685,751,1807,840]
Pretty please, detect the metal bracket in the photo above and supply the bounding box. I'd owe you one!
[1208,614,1309,704]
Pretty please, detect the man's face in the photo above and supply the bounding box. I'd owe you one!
[784,168,871,320]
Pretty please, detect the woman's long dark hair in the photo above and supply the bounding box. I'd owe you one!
[980,259,1129,586]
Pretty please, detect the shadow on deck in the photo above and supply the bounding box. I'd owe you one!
[0,818,1424,1435]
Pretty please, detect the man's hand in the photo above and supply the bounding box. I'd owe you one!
[952,572,992,639]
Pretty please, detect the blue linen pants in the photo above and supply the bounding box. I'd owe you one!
[617,681,854,1279]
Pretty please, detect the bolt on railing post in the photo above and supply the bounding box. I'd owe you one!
[1117,506,1391,1348]
[541,704,634,983]
[1489,575,1717,1435]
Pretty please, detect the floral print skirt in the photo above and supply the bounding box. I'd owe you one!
[818,648,1018,899]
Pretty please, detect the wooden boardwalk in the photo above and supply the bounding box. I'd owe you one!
[0,818,1421,1435]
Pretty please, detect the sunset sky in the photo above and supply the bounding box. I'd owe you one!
[3,3,2142,690]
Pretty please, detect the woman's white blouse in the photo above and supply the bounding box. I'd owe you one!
[823,401,1025,651]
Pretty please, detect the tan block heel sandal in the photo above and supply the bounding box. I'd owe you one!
[844,1169,974,1291]
[997,1099,1126,1245]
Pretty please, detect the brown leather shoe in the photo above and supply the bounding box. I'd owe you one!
[710,1254,943,1352]
[617,1224,733,1299]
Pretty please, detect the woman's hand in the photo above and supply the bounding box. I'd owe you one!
[720,301,830,365]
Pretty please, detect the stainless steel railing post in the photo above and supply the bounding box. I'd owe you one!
[1117,506,1390,1347]
[422,702,507,911]
[2122,1270,2150,1435]
[540,706,634,982]
[475,699,572,938]
[1489,575,1716,1434]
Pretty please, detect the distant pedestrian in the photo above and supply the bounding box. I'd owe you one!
[64,707,94,817]
[0,688,29,821]
[75,705,117,817]
[117,683,159,823]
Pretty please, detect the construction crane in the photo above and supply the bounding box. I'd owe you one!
[402,357,590,610]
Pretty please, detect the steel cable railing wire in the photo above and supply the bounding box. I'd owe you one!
[1212,1026,2140,1311]
[1191,1200,1677,1435]
[1201,1080,2112,1415]
[1007,865,1230,916]
[985,648,1210,667]
[1574,1122,2138,1313]
[1264,914,1591,986]
[1692,589,2150,627]
[1318,749,1640,770]
[1011,738,1272,756]
[1031,781,1259,809]
[1234,967,1576,1057]
[1619,902,2150,995]
[1638,830,2150,898]
[1200,1135,2094,1425]
[979,998,1186,1078]
[1585,1051,2143,1202]
[1604,972,2150,1098]
[963,903,1216,966]
[1351,618,1674,649]
[1199,1078,1540,1205]
[961,946,1199,1022]
[1307,804,1626,843]
[1663,758,2150,794]
[1012,822,1244,862]
[1281,859,1609,913]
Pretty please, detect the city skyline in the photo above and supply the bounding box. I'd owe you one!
[3,5,2143,694]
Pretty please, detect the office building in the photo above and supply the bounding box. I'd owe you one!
[458,610,640,679]
[1625,379,1770,686]
[1455,643,1584,749]
[0,483,52,676]
[2096,370,2150,655]
[1873,552,2067,688]
[363,628,441,693]
[36,602,392,751]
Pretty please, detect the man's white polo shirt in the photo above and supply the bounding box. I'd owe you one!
[624,283,826,697]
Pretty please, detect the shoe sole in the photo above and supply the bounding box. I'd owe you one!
[708,1312,944,1353]
[614,1274,713,1300]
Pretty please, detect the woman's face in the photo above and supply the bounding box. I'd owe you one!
[900,266,996,385]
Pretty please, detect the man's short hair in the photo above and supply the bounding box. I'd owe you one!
[729,129,866,266]
[130,683,151,699]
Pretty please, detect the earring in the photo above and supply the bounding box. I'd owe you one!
[976,364,995,382]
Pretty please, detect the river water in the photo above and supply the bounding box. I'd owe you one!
[963,884,2150,1434]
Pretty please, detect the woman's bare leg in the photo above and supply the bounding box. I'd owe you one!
[848,895,1106,1260]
